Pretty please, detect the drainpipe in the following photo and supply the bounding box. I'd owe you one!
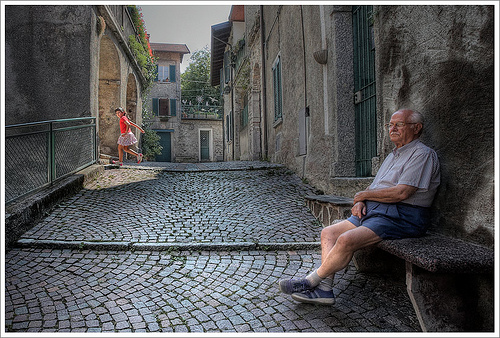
[300,5,308,177]
[300,5,308,109]
[260,5,268,160]
[222,89,225,161]
[231,53,235,160]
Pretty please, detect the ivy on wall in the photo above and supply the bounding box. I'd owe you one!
[127,5,157,89]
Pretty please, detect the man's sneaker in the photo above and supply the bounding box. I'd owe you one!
[291,287,336,305]
[279,278,312,294]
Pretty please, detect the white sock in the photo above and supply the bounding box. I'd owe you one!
[305,269,324,287]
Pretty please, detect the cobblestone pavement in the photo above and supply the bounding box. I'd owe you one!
[4,161,421,334]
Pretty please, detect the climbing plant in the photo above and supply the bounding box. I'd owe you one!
[127,5,157,90]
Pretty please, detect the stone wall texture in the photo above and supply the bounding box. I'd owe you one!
[375,5,495,246]
[5,5,93,124]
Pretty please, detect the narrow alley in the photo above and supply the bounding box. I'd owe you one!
[4,162,420,333]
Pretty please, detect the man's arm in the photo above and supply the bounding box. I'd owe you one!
[353,184,418,205]
[351,184,417,217]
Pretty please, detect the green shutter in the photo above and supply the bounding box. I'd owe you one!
[272,56,282,121]
[169,65,176,82]
[353,5,377,177]
[224,51,231,84]
[170,99,177,116]
[152,98,159,116]
[155,65,159,82]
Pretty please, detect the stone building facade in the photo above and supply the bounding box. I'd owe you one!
[211,5,494,247]
[5,5,149,158]
[145,43,223,163]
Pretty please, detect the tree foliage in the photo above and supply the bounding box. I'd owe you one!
[181,47,220,106]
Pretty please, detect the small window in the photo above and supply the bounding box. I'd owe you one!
[159,99,169,116]
[156,65,175,83]
[272,55,283,122]
[152,98,170,116]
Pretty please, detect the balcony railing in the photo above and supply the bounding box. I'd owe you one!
[181,104,223,120]
[5,117,97,204]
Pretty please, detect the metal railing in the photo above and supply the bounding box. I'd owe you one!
[5,117,97,204]
[181,104,223,120]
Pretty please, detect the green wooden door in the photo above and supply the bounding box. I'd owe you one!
[353,5,377,177]
[200,130,210,161]
[155,130,171,162]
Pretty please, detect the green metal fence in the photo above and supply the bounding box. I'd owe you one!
[181,104,223,120]
[5,117,97,204]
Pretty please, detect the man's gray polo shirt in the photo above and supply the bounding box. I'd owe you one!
[369,139,440,207]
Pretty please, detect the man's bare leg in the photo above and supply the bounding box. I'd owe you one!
[317,224,382,278]
[279,221,382,304]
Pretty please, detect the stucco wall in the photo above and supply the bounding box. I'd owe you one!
[177,120,223,162]
[375,5,495,246]
[261,5,356,192]
[5,5,93,124]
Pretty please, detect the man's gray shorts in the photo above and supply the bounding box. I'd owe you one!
[347,201,431,239]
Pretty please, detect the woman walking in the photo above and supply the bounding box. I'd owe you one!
[113,107,145,166]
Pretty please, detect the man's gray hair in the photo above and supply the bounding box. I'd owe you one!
[401,109,424,136]
[407,109,425,125]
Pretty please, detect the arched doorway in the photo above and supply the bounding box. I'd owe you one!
[98,35,121,156]
[126,73,138,133]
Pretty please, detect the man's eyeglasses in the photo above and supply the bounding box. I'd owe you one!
[385,122,417,129]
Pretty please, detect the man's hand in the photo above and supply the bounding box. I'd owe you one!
[351,201,367,218]
[353,191,368,205]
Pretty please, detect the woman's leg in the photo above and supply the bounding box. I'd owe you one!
[118,145,124,163]
[123,146,138,157]
[122,146,143,163]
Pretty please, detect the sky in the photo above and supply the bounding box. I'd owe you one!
[139,3,232,73]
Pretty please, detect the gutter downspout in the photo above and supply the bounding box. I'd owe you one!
[231,54,235,160]
[300,5,308,178]
[260,5,268,160]
[222,84,225,161]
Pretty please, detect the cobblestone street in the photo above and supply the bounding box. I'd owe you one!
[4,162,421,333]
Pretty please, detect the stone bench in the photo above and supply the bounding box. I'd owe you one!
[305,194,495,332]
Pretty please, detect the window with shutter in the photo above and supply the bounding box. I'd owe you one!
[157,66,170,82]
[159,99,169,116]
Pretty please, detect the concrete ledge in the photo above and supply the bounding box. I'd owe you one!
[305,194,353,226]
[377,233,494,274]
[5,164,104,249]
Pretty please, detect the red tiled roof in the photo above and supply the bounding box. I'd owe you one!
[230,5,244,22]
[150,43,190,54]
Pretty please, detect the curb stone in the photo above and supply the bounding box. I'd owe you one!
[16,238,321,252]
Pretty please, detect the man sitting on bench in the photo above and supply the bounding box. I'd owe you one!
[279,108,441,305]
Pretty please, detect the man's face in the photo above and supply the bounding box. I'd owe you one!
[388,110,421,148]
